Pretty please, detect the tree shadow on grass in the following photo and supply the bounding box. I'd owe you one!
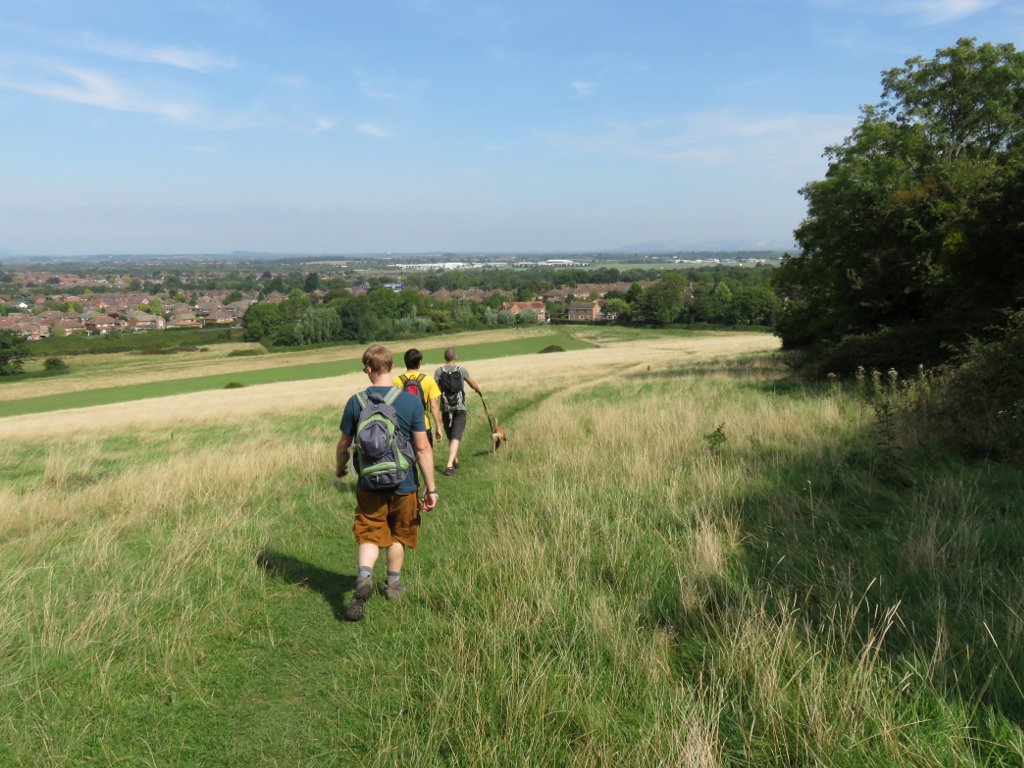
[256,548,354,621]
[657,433,1024,730]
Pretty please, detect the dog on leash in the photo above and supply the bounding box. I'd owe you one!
[491,421,508,452]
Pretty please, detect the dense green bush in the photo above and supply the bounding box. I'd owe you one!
[30,328,234,356]
[43,357,69,373]
[872,310,1024,460]
[0,329,29,375]
[227,346,267,357]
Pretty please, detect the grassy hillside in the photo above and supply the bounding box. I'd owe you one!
[1,334,1021,765]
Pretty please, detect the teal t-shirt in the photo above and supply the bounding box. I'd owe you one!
[341,386,425,494]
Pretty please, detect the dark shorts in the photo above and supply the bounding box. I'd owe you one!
[442,410,467,441]
[353,489,421,548]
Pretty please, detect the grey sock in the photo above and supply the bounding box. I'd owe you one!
[358,566,372,581]
[386,571,401,586]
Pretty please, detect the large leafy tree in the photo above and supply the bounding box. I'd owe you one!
[775,38,1024,370]
[0,329,30,376]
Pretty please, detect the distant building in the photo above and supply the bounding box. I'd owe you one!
[204,308,236,325]
[85,314,126,335]
[124,310,166,332]
[500,301,547,322]
[567,301,601,322]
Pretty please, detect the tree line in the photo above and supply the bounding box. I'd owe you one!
[774,38,1024,375]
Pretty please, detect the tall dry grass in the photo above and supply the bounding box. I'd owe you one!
[363,359,1022,765]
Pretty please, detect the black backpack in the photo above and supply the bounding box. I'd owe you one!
[437,366,464,412]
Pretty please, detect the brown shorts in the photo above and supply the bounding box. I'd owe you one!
[353,488,421,548]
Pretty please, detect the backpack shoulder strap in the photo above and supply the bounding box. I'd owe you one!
[383,386,402,406]
[355,390,368,409]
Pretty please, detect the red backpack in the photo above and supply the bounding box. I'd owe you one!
[398,373,428,411]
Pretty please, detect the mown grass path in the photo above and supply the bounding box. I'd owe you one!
[0,330,591,418]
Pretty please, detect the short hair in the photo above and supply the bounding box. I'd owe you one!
[404,348,423,369]
[444,347,457,362]
[362,344,393,374]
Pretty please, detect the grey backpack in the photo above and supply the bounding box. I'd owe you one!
[353,388,415,490]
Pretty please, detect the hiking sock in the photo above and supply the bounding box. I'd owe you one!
[386,571,401,587]
[358,566,373,582]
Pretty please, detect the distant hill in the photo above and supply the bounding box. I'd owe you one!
[611,239,795,253]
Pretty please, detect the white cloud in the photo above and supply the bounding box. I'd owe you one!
[894,0,1000,23]
[570,80,595,97]
[0,64,200,120]
[273,75,310,89]
[811,0,1001,23]
[81,35,237,72]
[355,122,393,138]
[312,117,334,133]
[546,108,854,175]
[355,70,426,102]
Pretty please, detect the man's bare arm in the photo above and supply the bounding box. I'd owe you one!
[336,434,353,477]
[413,430,438,510]
[429,396,442,440]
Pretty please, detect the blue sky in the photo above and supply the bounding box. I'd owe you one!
[1,0,1022,256]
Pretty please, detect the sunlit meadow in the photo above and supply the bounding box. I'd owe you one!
[1,331,1021,766]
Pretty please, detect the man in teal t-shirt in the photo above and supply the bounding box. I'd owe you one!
[336,344,438,621]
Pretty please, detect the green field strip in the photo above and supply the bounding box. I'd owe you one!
[0,331,592,418]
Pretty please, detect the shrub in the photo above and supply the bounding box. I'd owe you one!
[228,347,267,357]
[224,381,246,389]
[867,310,1024,460]
[43,357,69,373]
[538,344,565,354]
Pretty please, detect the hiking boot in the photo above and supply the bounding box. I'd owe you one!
[384,581,407,601]
[443,466,455,476]
[452,459,460,470]
[344,575,373,621]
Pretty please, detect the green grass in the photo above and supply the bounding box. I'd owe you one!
[0,329,592,418]
[1,349,1022,765]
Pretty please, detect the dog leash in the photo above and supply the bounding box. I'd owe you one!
[477,390,496,432]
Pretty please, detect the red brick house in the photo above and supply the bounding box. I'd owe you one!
[500,301,547,322]
[567,301,601,321]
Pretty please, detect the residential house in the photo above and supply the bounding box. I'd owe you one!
[500,301,547,322]
[567,301,601,321]
[4,318,51,339]
[168,310,201,328]
[225,299,255,318]
[204,308,236,325]
[542,288,573,302]
[195,300,224,317]
[124,310,166,332]
[60,317,87,335]
[85,314,126,335]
